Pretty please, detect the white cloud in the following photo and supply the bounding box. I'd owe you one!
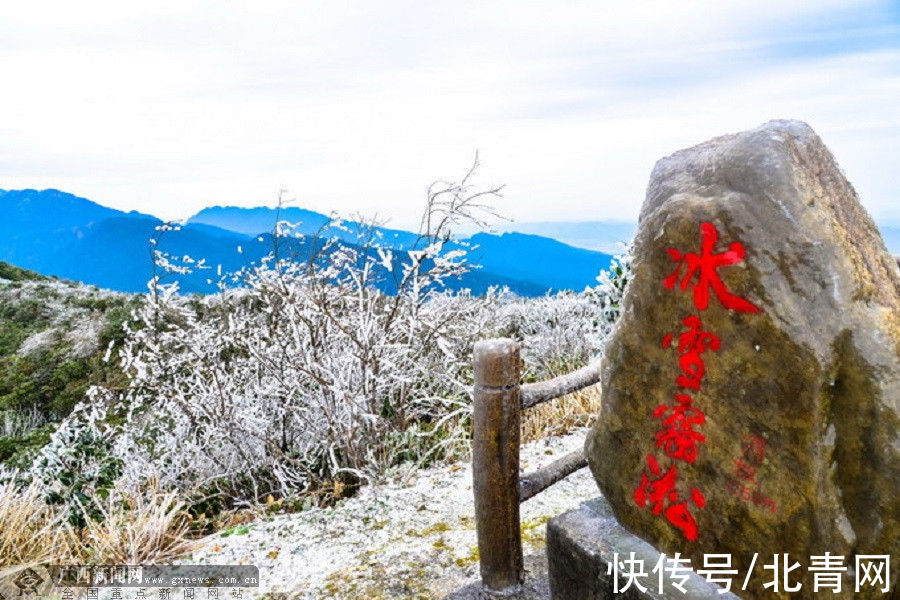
[0,1,896,227]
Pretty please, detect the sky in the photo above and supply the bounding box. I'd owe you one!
[1,1,898,230]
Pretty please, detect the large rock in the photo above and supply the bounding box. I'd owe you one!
[586,120,899,598]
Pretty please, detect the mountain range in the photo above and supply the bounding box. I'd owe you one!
[457,220,636,254]
[2,189,895,297]
[0,190,617,296]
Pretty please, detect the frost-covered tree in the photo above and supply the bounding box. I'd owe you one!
[27,159,634,509]
[106,158,507,503]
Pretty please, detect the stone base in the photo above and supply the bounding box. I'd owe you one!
[443,552,551,600]
[546,497,739,600]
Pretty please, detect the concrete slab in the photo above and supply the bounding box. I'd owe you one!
[443,552,551,600]
[546,497,740,599]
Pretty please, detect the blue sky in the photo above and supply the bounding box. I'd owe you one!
[1,1,897,229]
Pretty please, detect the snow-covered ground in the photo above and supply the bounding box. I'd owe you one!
[40,429,596,599]
[185,429,596,599]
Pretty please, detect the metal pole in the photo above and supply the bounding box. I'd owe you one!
[472,338,523,595]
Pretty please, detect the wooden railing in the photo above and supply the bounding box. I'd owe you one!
[472,338,603,596]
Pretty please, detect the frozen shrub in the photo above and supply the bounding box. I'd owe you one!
[34,160,634,508]
[28,389,122,526]
[105,161,506,503]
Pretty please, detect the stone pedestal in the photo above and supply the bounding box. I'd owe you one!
[546,497,739,599]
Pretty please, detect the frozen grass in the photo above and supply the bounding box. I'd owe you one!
[520,386,601,443]
[179,429,596,599]
[0,481,199,585]
[0,480,75,581]
[76,484,200,565]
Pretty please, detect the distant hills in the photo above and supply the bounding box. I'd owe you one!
[190,206,619,293]
[189,205,421,249]
[0,190,616,296]
[464,232,614,293]
[491,220,636,255]
[0,191,255,294]
[2,189,894,296]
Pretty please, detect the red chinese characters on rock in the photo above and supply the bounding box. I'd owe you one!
[634,455,707,541]
[742,433,767,468]
[664,221,760,313]
[662,316,721,391]
[653,393,706,463]
[726,433,778,514]
[634,222,762,542]
[635,315,715,540]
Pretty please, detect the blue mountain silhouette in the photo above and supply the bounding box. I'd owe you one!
[190,206,421,249]
[0,189,614,295]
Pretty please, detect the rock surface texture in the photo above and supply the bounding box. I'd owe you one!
[586,120,899,598]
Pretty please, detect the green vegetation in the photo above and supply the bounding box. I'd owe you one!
[220,524,251,537]
[0,275,137,470]
[0,424,52,469]
[0,260,48,282]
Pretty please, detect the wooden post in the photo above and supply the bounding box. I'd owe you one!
[472,338,523,595]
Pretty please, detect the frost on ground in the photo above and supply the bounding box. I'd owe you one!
[11,280,121,359]
[184,429,596,600]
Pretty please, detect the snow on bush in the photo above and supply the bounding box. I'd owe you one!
[28,388,122,526]
[29,162,633,508]
[487,248,630,380]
